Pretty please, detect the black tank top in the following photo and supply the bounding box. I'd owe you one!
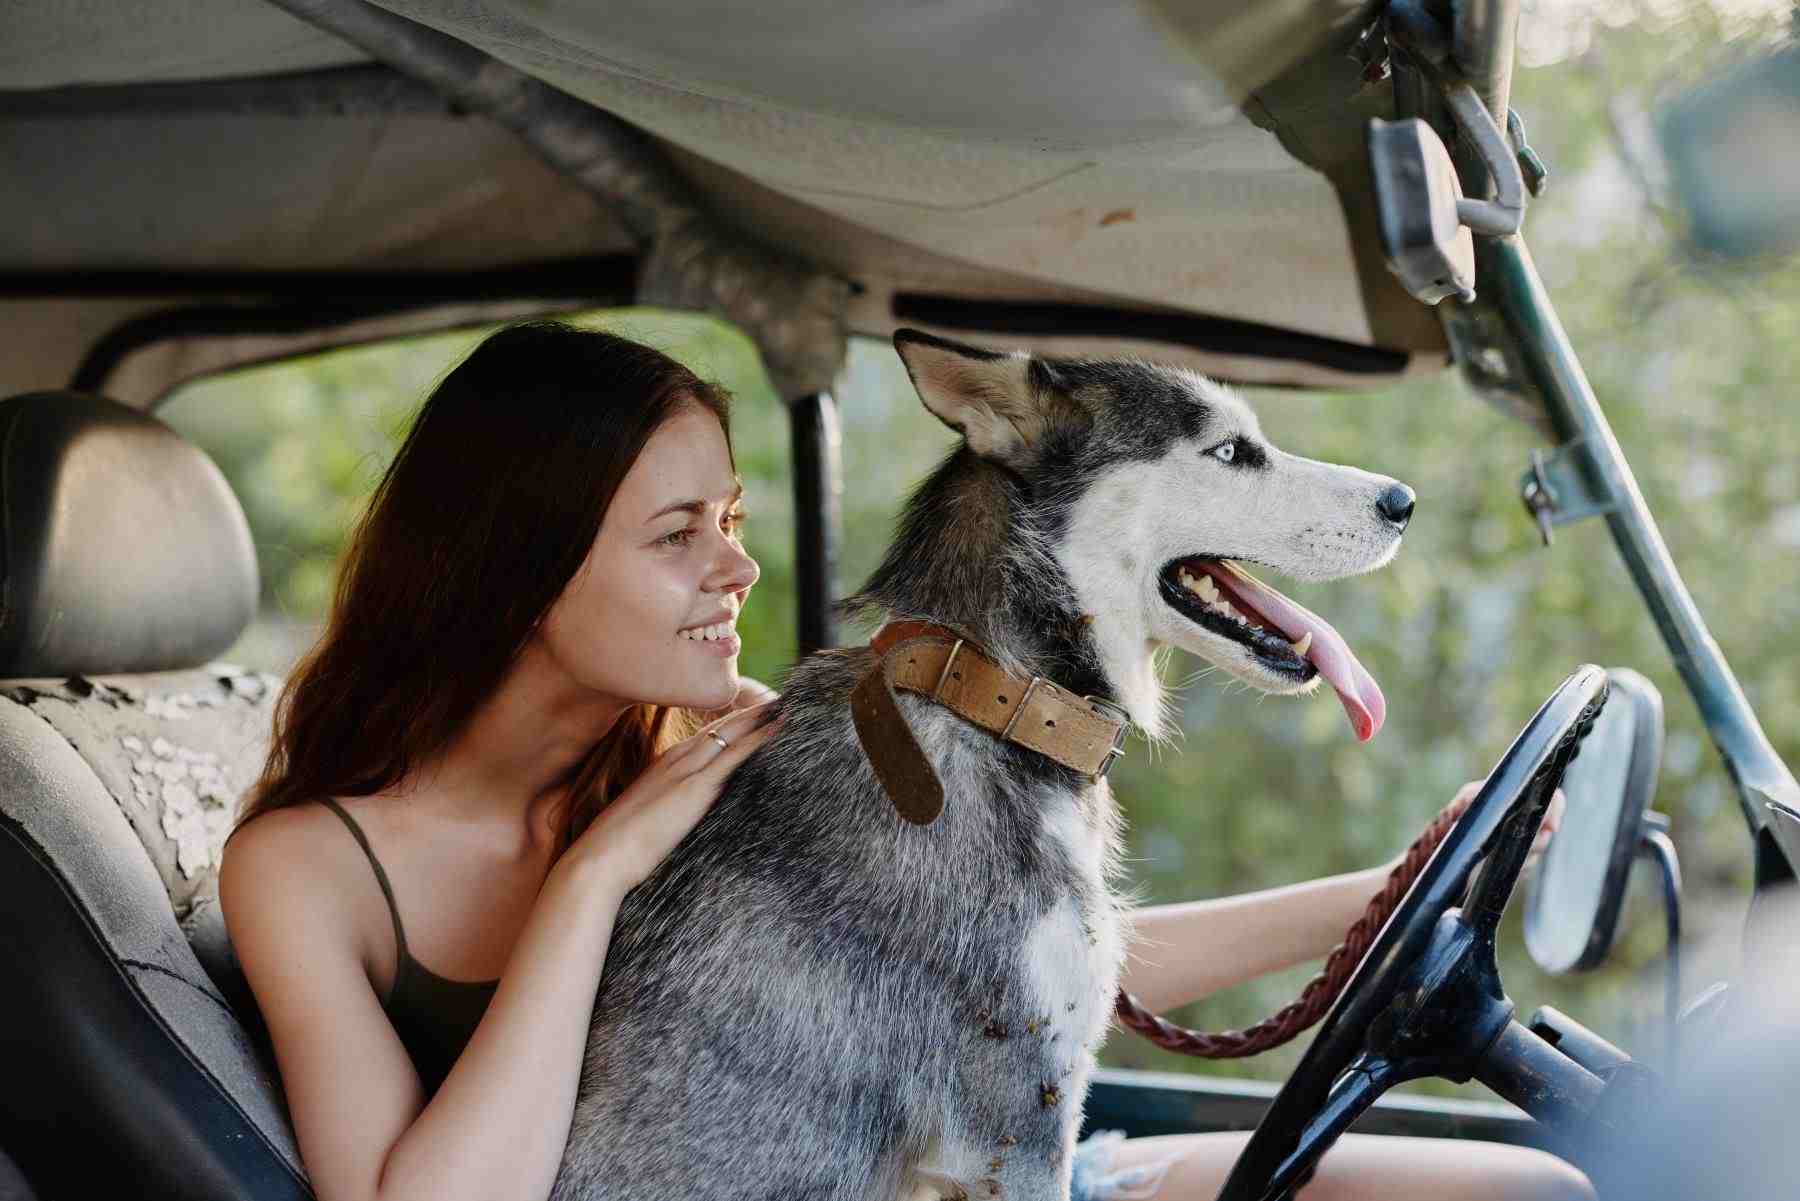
[318,798,500,1097]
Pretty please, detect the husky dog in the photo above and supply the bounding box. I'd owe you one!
[551,331,1414,1201]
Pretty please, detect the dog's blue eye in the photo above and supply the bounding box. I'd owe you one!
[1209,440,1236,463]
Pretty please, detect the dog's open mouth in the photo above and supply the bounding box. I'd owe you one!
[1158,556,1388,742]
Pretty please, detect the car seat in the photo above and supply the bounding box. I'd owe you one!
[0,392,312,1198]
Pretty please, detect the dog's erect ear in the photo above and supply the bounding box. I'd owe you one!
[893,329,1060,461]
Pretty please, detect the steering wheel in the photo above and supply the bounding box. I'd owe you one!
[1218,665,1613,1201]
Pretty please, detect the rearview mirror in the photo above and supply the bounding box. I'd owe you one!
[1525,668,1664,974]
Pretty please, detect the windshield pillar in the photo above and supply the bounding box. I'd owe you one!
[1479,235,1800,842]
[790,391,842,655]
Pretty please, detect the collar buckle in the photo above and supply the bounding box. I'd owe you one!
[1082,694,1131,780]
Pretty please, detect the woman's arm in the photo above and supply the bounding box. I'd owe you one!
[223,809,634,1201]
[1115,863,1388,1017]
[1116,782,1563,1016]
[222,701,781,1201]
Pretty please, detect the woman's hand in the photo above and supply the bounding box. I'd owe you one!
[1530,785,1566,864]
[564,699,782,895]
[1383,779,1566,877]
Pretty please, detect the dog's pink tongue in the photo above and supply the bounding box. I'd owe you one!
[1213,561,1387,742]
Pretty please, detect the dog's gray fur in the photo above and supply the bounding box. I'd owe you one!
[551,331,1410,1201]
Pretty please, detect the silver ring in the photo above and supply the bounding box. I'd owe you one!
[706,731,731,751]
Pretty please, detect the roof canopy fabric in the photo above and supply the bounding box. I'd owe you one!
[2,0,1453,402]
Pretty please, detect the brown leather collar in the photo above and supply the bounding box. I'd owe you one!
[850,620,1130,825]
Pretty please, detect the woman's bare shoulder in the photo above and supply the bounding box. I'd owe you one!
[224,801,356,882]
[220,802,375,957]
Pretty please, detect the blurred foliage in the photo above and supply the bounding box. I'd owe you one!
[161,7,1798,1100]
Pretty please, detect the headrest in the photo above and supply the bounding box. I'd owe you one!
[0,392,257,677]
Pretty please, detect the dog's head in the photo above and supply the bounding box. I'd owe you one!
[892,329,1412,743]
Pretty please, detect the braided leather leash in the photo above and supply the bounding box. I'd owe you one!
[1114,793,1474,1058]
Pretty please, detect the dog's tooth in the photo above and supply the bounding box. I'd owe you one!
[1292,632,1313,657]
[1197,577,1218,602]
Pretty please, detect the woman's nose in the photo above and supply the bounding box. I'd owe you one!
[710,534,760,594]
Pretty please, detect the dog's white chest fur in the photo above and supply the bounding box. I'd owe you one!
[1023,791,1126,1056]
[905,789,1126,1201]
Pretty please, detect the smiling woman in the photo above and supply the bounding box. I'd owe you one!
[218,320,783,1201]
[234,321,754,850]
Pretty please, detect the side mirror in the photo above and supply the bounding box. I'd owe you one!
[1525,668,1664,974]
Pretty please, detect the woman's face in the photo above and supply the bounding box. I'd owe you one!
[537,404,759,711]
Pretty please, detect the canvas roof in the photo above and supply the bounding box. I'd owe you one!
[2,0,1463,405]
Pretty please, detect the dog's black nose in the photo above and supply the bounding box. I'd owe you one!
[1376,483,1416,530]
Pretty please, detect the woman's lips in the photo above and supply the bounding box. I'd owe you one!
[680,623,739,656]
[687,632,739,656]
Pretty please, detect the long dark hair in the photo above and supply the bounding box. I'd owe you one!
[237,320,733,850]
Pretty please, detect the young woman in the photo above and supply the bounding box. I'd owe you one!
[222,321,1587,1201]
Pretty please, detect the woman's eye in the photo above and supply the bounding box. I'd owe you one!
[660,527,697,547]
[1209,440,1237,463]
[723,509,747,535]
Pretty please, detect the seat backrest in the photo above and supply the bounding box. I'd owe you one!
[0,392,311,1199]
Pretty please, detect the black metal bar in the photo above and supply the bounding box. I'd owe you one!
[1474,1018,1606,1127]
[1481,236,1800,835]
[61,263,639,399]
[70,300,424,395]
[0,256,640,301]
[1266,1059,1395,1200]
[1638,822,1683,1058]
[789,392,842,656]
[889,294,1411,378]
[1,64,454,119]
[1081,1069,1541,1145]
[1527,1005,1633,1076]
